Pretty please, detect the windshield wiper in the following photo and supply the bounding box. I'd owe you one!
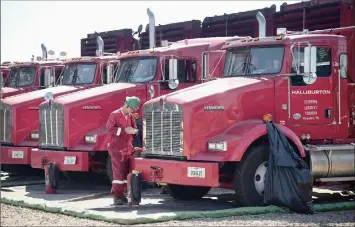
[227,54,254,77]
[121,63,133,82]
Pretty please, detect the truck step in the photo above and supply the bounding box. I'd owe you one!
[304,144,355,151]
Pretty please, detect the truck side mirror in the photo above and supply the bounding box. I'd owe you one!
[51,68,56,86]
[44,68,55,88]
[202,53,208,79]
[0,72,3,88]
[0,72,3,98]
[106,64,113,84]
[303,45,317,84]
[304,46,317,74]
[168,58,179,89]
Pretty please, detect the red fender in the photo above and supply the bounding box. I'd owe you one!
[208,120,305,161]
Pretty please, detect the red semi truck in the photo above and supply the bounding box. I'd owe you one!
[1,61,65,99]
[1,44,66,99]
[130,19,355,206]
[30,34,247,182]
[0,38,118,172]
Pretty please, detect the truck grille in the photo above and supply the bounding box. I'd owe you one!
[0,103,12,143]
[39,102,65,148]
[144,102,183,156]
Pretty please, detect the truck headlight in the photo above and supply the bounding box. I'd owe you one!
[208,141,227,152]
[31,131,39,140]
[85,135,97,143]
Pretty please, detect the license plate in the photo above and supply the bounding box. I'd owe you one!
[187,167,205,178]
[11,150,24,159]
[64,156,76,165]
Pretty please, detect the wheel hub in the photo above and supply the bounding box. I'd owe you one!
[254,161,267,196]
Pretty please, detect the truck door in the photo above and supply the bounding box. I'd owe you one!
[154,57,198,97]
[288,46,334,125]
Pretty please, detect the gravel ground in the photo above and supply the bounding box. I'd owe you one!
[1,203,354,226]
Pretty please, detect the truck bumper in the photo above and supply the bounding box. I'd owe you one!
[30,148,89,171]
[0,146,32,165]
[130,157,220,187]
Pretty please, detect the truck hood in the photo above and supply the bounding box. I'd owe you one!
[54,83,137,105]
[39,82,143,150]
[1,87,23,99]
[146,77,275,160]
[163,77,265,104]
[2,86,80,107]
[1,85,82,145]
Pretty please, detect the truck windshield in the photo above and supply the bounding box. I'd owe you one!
[60,63,97,85]
[115,57,158,83]
[224,46,284,77]
[7,67,36,87]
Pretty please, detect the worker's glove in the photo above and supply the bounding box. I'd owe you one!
[131,147,143,157]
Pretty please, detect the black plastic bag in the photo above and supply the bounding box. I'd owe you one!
[263,121,314,214]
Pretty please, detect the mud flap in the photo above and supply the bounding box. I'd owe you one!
[127,171,142,205]
[45,163,59,194]
[264,121,313,214]
[48,163,59,189]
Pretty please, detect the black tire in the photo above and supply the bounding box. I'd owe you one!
[166,184,211,200]
[234,144,269,206]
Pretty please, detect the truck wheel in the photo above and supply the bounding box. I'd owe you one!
[166,184,211,200]
[234,144,269,206]
[106,155,113,183]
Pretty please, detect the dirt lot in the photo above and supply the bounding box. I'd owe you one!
[1,203,354,226]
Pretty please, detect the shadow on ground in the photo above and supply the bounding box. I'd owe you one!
[89,191,235,215]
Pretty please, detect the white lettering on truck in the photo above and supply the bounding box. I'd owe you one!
[291,90,331,95]
[82,106,102,110]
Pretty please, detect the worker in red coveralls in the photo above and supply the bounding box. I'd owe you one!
[106,96,141,205]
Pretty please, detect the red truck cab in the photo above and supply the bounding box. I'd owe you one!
[1,61,65,99]
[130,22,355,206]
[30,36,246,182]
[0,51,118,172]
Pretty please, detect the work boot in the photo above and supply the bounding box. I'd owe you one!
[112,196,128,205]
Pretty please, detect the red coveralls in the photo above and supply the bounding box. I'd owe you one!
[106,108,137,198]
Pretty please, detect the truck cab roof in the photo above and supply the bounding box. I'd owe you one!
[223,34,347,49]
[117,36,247,60]
[61,56,117,64]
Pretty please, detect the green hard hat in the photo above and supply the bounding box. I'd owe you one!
[125,96,140,110]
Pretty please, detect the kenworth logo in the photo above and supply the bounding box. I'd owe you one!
[292,90,331,95]
[82,106,102,110]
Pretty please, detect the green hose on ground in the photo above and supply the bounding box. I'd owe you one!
[1,197,354,225]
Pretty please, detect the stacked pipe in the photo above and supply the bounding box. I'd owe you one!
[201,5,276,38]
[273,0,354,33]
[80,29,135,56]
[78,0,354,56]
